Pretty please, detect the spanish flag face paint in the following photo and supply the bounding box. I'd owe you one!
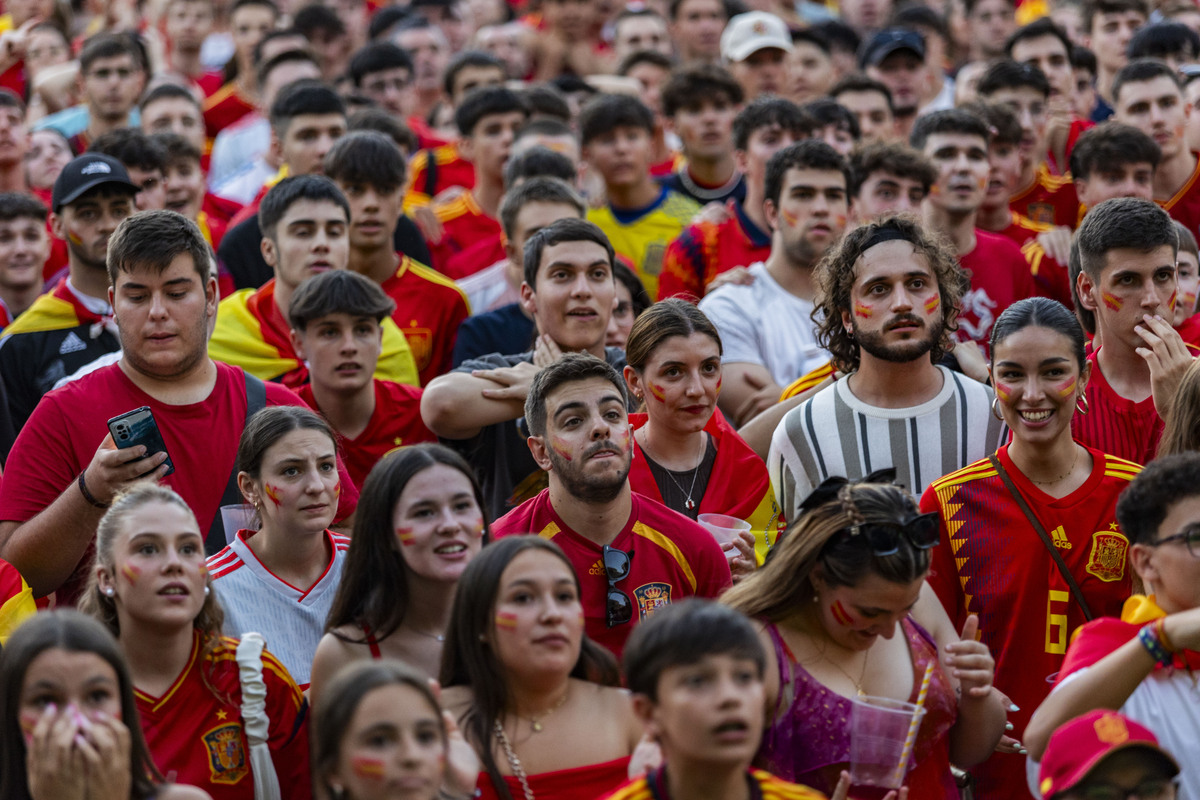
[1054,377,1077,400]
[495,611,519,629]
[1102,292,1122,312]
[263,484,282,507]
[924,294,941,315]
[396,527,416,546]
[550,439,573,462]
[351,757,385,780]
[648,383,666,402]
[994,382,1012,404]
[121,564,140,585]
[854,302,873,319]
[830,600,855,627]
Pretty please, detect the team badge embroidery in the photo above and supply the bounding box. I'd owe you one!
[1027,202,1055,225]
[1085,530,1128,582]
[402,324,433,370]
[203,722,249,784]
[633,582,672,620]
[1093,712,1130,745]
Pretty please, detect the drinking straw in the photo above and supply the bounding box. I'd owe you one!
[890,662,934,786]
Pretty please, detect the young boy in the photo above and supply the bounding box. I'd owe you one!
[584,94,701,298]
[659,64,746,207]
[425,86,529,275]
[605,599,826,800]
[289,269,435,490]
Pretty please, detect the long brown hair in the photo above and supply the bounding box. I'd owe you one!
[1158,358,1200,457]
[439,536,619,800]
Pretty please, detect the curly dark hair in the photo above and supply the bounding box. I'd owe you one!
[813,214,967,373]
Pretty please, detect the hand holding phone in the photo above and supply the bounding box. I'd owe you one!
[106,407,175,478]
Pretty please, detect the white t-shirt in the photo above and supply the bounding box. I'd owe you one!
[698,262,827,387]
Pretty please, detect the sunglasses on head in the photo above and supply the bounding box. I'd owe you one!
[847,512,941,555]
[603,545,633,628]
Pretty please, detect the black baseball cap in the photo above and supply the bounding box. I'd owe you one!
[859,29,926,69]
[51,153,139,212]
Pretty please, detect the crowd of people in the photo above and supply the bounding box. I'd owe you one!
[0,0,1197,797]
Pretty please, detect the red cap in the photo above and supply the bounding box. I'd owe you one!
[1039,711,1179,799]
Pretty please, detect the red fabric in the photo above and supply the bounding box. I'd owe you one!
[1176,312,1200,346]
[650,153,679,178]
[995,212,1049,249]
[243,279,310,387]
[298,379,436,490]
[492,490,732,660]
[442,232,505,280]
[426,192,502,272]
[203,191,243,223]
[380,256,470,385]
[407,143,475,203]
[626,408,772,523]
[0,60,24,99]
[203,82,256,139]
[1020,240,1074,308]
[228,183,269,229]
[135,630,312,800]
[1071,348,1170,465]
[1009,165,1080,229]
[1058,614,1200,685]
[194,71,224,98]
[921,444,1139,800]
[957,229,1038,346]
[1161,153,1200,237]
[475,756,632,800]
[1045,118,1094,176]
[46,277,108,325]
[0,360,359,603]
[659,201,771,301]
[407,116,450,151]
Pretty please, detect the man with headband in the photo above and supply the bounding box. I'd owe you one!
[768,215,1005,517]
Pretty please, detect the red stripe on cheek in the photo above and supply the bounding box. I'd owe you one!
[994,382,1012,404]
[831,600,854,626]
[924,294,941,314]
[122,564,140,585]
[854,302,873,319]
[495,611,519,628]
[351,757,385,779]
[1054,377,1077,399]
[396,527,416,545]
[715,376,722,394]
[1169,290,1178,311]
[649,384,666,402]
[551,440,573,461]
[1102,292,1122,311]
[264,485,282,506]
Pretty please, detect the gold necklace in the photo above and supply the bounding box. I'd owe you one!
[1029,446,1079,486]
[516,687,569,733]
[817,639,870,696]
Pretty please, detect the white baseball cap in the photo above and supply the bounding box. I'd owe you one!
[720,11,793,63]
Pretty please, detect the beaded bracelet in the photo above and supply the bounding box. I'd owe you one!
[77,471,110,509]
[1139,623,1174,667]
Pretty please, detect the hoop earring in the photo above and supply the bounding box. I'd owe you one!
[991,395,1004,421]
[1075,394,1090,415]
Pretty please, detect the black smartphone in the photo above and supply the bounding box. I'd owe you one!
[107,406,176,477]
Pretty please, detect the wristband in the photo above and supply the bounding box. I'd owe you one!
[77,471,110,509]
[1155,617,1178,654]
[1138,623,1173,666]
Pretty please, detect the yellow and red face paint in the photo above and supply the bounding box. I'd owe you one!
[648,383,666,402]
[1102,292,1122,312]
[924,294,941,314]
[351,757,385,780]
[854,302,873,319]
[1168,290,1178,312]
[495,611,519,629]
[1054,377,1077,400]
[550,438,573,462]
[263,484,282,507]
[830,600,855,626]
[121,564,140,585]
[994,382,1012,404]
[396,526,416,546]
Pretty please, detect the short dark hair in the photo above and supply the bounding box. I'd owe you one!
[1149,21,1200,59]
[348,41,413,86]
[1082,0,1148,33]
[454,86,529,137]
[1113,58,1181,104]
[503,146,576,187]
[1074,196,1177,283]
[256,49,320,93]
[138,83,201,114]
[1116,453,1200,544]
[909,107,990,151]
[368,6,409,39]
[106,209,213,285]
[525,352,627,437]
[88,128,168,173]
[791,27,831,54]
[616,49,674,77]
[960,101,1023,148]
[499,176,585,240]
[347,108,418,155]
[764,140,851,207]
[515,117,573,142]
[815,214,966,372]
[813,19,861,56]
[1069,121,1160,181]
[522,84,572,122]
[661,63,745,118]
[976,59,1051,98]
[1005,17,1073,60]
[830,73,895,114]
[579,94,655,145]
[0,88,23,116]
[443,50,505,98]
[79,32,145,75]
[847,141,937,198]
[287,268,396,330]
[801,98,861,140]
[252,27,303,67]
[1073,44,1098,77]
[667,0,732,20]
[258,174,350,240]
[522,217,615,289]
[324,130,406,193]
[892,5,951,42]
[0,192,48,223]
[623,599,765,701]
[294,3,345,39]
[149,131,202,167]
[732,96,814,151]
[269,80,346,136]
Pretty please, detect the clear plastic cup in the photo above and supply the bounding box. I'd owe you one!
[219,504,258,545]
[849,695,926,789]
[697,513,751,548]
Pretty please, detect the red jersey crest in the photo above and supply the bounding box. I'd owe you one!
[1085,529,1129,583]
[203,722,248,784]
[634,582,672,620]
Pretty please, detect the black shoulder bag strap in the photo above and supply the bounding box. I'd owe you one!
[205,372,267,555]
[988,454,1094,621]
[423,151,438,198]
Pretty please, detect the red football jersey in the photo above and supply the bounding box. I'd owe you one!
[492,490,732,659]
[994,210,1053,248]
[1161,154,1200,238]
[1071,348,1165,465]
[426,192,503,274]
[1009,163,1080,229]
[443,233,506,280]
[1020,239,1074,307]
[299,379,437,490]
[658,200,771,301]
[405,143,476,208]
[922,445,1138,800]
[202,82,256,140]
[380,255,471,385]
[957,230,1038,346]
[135,631,312,799]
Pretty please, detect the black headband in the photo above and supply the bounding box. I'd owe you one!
[858,226,912,254]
